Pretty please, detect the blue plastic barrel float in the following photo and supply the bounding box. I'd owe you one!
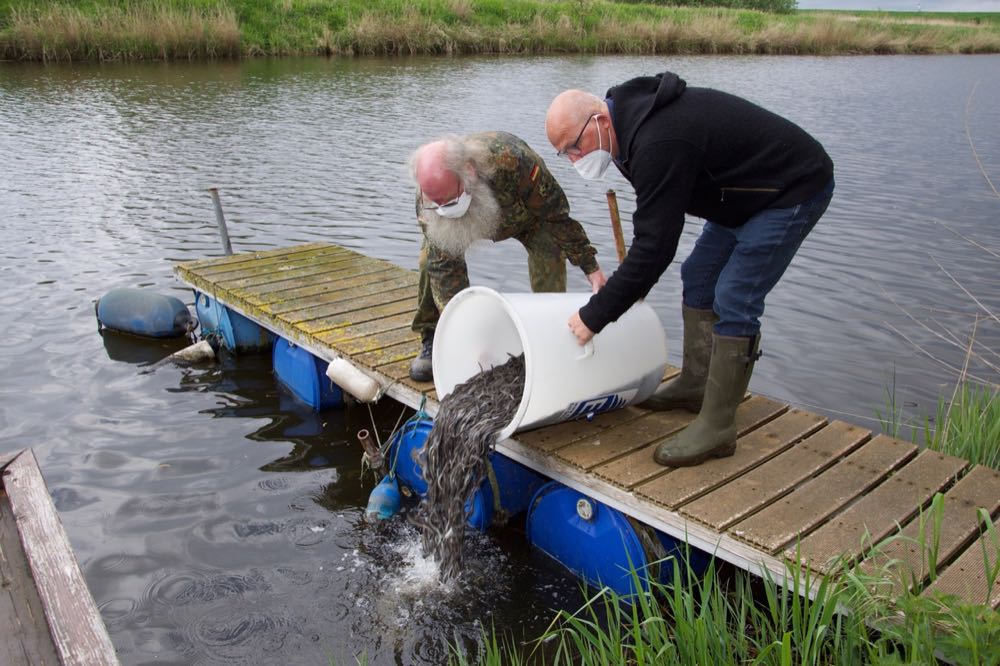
[272,337,343,411]
[194,291,273,353]
[386,414,549,530]
[526,482,711,597]
[95,288,197,338]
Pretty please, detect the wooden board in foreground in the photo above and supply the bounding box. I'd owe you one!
[1,449,119,665]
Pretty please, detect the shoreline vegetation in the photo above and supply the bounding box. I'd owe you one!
[1,1,999,62]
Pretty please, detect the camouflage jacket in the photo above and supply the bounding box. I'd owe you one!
[416,131,600,281]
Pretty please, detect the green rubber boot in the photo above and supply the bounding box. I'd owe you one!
[641,306,718,412]
[653,334,760,467]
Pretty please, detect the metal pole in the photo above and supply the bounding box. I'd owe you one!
[208,187,233,256]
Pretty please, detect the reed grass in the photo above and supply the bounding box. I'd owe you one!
[1,0,998,61]
[923,382,1000,469]
[455,502,1000,665]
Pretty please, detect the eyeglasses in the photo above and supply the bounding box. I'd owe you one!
[556,115,595,159]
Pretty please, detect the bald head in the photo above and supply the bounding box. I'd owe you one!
[412,140,462,205]
[545,89,606,152]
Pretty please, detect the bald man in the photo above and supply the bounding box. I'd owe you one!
[546,72,833,467]
[407,131,606,383]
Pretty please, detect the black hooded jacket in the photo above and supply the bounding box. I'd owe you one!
[579,72,834,334]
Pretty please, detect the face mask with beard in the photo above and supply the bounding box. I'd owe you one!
[421,176,502,257]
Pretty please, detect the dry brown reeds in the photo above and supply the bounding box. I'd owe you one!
[2,4,240,61]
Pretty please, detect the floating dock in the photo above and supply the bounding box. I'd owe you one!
[1,449,120,665]
[176,242,1000,608]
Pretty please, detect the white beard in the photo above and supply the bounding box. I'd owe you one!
[422,178,502,258]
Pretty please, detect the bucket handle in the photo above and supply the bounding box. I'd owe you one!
[575,341,595,360]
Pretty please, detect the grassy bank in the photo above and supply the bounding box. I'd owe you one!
[1,0,999,62]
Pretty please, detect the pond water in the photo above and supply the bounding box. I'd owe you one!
[1,54,998,664]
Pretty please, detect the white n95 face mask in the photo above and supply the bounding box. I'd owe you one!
[435,191,472,218]
[574,117,613,181]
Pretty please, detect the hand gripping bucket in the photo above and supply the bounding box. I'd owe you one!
[432,287,668,440]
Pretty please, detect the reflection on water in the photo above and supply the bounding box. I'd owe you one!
[1,54,998,664]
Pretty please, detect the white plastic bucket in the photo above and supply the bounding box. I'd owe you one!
[432,287,668,440]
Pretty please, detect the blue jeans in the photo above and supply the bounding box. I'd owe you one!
[681,179,834,338]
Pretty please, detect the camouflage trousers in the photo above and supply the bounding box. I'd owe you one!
[411,228,568,337]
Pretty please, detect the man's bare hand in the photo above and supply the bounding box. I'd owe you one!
[568,311,595,345]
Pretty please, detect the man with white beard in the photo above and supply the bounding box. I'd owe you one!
[408,131,606,382]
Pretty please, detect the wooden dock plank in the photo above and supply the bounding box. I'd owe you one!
[177,242,329,272]
[298,298,416,335]
[283,285,418,326]
[923,515,1000,609]
[332,327,420,356]
[514,369,679,454]
[355,338,423,369]
[635,408,827,510]
[731,435,918,554]
[593,395,788,490]
[858,465,1000,596]
[315,312,415,346]
[516,407,649,453]
[556,410,694,470]
[682,421,871,531]
[242,259,398,298]
[263,270,416,315]
[192,245,352,279]
[216,255,390,292]
[791,449,968,573]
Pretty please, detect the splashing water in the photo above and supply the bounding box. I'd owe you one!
[412,354,525,581]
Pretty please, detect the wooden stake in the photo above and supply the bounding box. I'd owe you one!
[606,189,626,264]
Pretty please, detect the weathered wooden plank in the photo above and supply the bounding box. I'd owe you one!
[791,449,968,573]
[923,515,1000,609]
[636,408,826,510]
[242,258,398,298]
[731,435,918,554]
[556,410,694,470]
[176,241,329,272]
[263,269,414,314]
[516,407,649,453]
[682,421,871,531]
[298,297,417,335]
[282,285,419,326]
[215,255,390,292]
[858,465,1000,596]
[3,450,120,665]
[1,488,61,666]
[376,357,430,384]
[331,326,420,356]
[192,244,352,278]
[593,395,788,490]
[355,338,423,369]
[314,312,415,346]
[513,369,680,455]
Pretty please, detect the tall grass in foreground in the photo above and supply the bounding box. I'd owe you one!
[456,510,1000,665]
[2,1,999,61]
[923,382,1000,469]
